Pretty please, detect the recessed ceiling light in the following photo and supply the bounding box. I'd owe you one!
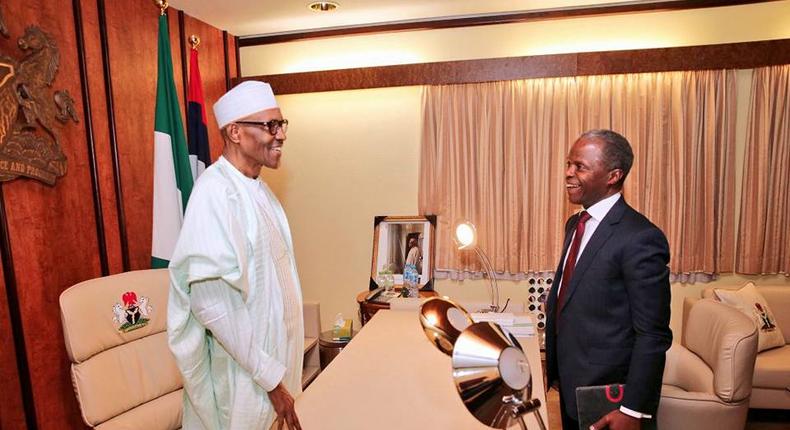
[308,1,339,12]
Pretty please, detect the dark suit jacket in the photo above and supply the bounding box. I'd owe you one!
[545,197,672,419]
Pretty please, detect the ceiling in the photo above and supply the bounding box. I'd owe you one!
[166,0,660,38]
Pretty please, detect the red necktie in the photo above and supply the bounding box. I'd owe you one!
[556,211,591,321]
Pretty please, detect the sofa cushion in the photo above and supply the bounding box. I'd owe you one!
[759,287,790,337]
[752,345,790,390]
[715,282,786,352]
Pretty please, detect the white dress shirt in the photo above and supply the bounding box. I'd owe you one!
[557,192,622,296]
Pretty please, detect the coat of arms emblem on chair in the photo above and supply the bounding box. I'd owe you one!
[112,291,153,333]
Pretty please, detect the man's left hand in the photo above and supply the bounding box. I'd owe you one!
[589,410,640,430]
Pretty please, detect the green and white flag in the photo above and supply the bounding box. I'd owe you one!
[151,14,193,268]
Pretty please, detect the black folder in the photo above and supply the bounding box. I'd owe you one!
[575,384,656,430]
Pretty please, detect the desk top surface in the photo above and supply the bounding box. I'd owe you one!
[296,309,548,429]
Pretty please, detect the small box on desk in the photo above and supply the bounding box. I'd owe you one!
[333,319,353,341]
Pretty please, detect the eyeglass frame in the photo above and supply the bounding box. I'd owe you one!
[235,119,289,136]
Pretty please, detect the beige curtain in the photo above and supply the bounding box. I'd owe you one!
[580,71,737,280]
[737,65,790,275]
[420,79,579,278]
[420,70,736,279]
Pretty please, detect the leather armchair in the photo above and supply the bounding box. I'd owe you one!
[61,269,323,428]
[658,299,758,430]
[60,269,183,430]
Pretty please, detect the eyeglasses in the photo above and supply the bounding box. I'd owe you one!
[235,119,289,136]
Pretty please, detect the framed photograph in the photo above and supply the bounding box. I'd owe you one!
[370,215,436,291]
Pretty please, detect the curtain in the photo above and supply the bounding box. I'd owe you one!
[579,71,737,280]
[737,65,790,275]
[420,70,736,280]
[419,79,580,279]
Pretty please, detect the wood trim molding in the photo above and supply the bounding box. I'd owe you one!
[239,39,790,95]
[73,0,108,276]
[239,0,776,46]
[98,0,130,271]
[234,36,241,78]
[223,30,231,90]
[178,11,189,106]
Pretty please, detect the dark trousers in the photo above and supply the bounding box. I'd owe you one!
[559,389,580,430]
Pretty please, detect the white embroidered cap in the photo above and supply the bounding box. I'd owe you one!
[213,81,278,128]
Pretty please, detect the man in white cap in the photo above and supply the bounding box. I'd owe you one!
[168,81,303,430]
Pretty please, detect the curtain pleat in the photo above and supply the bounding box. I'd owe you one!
[420,70,737,279]
[737,65,790,275]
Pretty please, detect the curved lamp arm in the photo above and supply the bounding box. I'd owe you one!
[455,221,500,312]
[473,247,500,312]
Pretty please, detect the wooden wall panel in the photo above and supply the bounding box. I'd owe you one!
[228,35,239,82]
[0,0,102,428]
[170,10,186,116]
[246,39,790,95]
[79,0,123,275]
[105,1,184,271]
[0,264,25,430]
[0,0,236,427]
[183,14,228,163]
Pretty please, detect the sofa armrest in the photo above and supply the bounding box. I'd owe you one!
[681,297,699,347]
[303,301,320,339]
[663,343,715,395]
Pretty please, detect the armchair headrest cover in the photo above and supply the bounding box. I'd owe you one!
[60,269,170,363]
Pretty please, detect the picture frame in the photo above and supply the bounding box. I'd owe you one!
[369,215,436,291]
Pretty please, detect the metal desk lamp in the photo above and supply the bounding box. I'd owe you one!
[419,297,473,354]
[419,298,546,430]
[455,222,500,312]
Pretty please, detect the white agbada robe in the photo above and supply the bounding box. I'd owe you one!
[168,156,303,430]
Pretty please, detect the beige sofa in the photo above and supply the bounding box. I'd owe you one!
[61,269,321,429]
[658,299,758,430]
[697,286,790,410]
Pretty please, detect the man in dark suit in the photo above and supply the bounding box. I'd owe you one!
[545,129,672,430]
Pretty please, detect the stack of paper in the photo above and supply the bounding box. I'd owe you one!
[506,315,536,336]
[471,312,515,325]
[471,313,536,337]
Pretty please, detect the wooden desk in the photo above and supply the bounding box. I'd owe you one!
[356,289,438,325]
[296,310,548,429]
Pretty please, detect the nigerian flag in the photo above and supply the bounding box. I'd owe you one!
[151,13,193,268]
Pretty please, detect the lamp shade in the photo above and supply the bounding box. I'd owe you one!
[455,222,477,250]
[452,321,532,429]
[419,297,473,355]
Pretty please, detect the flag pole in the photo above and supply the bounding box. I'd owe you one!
[151,0,193,268]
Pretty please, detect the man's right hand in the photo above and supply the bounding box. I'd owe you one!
[268,383,302,430]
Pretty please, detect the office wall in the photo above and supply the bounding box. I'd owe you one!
[0,1,237,428]
[243,2,790,334]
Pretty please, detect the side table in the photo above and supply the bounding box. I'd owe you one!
[356,288,439,326]
[318,330,356,369]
